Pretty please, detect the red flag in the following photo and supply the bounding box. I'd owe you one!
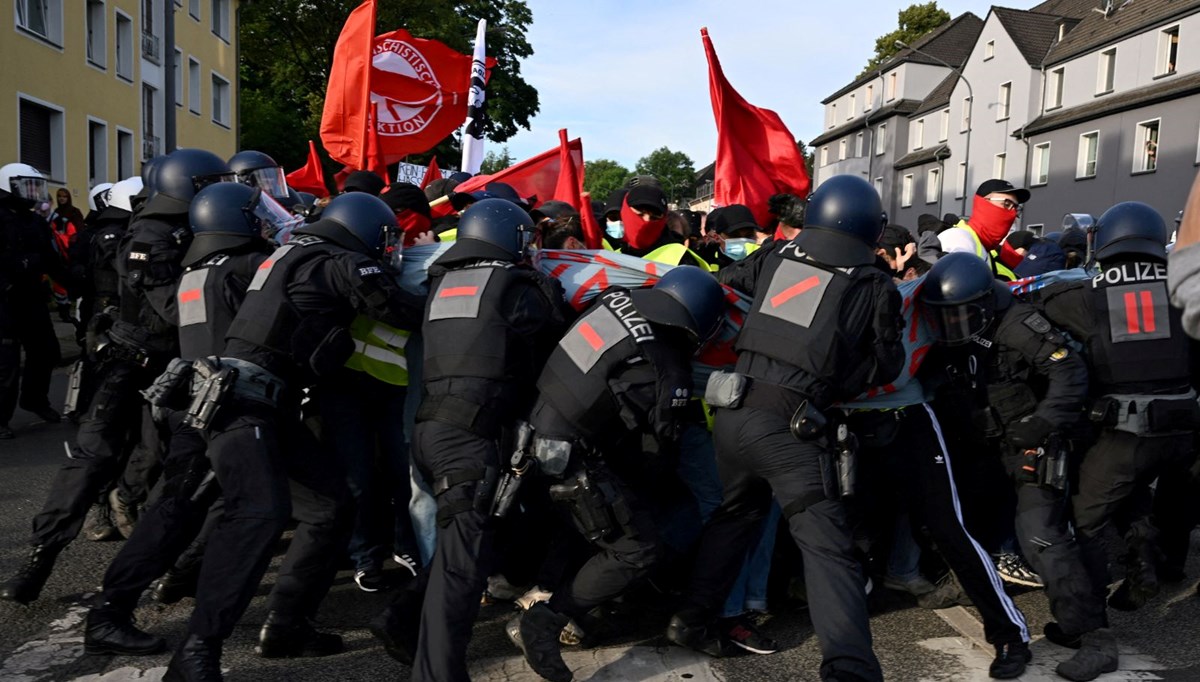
[370,29,496,162]
[433,138,584,218]
[365,103,389,183]
[550,129,601,249]
[320,0,376,168]
[702,27,810,226]
[420,156,440,189]
[286,141,330,198]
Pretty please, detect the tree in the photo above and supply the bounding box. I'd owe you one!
[860,2,951,77]
[238,0,539,172]
[479,147,515,174]
[634,148,697,204]
[583,159,631,203]
[796,139,815,184]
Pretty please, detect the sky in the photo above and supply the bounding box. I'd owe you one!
[499,0,1005,171]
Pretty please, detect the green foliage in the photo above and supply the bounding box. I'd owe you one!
[634,148,697,203]
[238,0,539,172]
[583,159,631,203]
[860,2,952,77]
[479,147,515,174]
[796,139,815,182]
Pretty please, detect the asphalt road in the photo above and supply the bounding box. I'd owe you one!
[0,364,1197,681]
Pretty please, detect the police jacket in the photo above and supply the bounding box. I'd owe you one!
[176,248,271,360]
[111,211,191,357]
[0,193,68,304]
[222,235,423,389]
[87,210,131,308]
[728,239,905,410]
[533,286,694,451]
[1035,260,1191,396]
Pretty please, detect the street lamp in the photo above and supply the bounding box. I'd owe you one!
[895,40,973,215]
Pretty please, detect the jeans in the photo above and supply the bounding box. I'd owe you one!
[721,501,780,618]
[401,333,437,565]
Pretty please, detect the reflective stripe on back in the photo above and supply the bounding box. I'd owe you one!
[428,268,495,320]
[758,260,834,328]
[1106,282,1170,343]
[561,306,631,373]
[177,268,211,327]
[248,244,295,292]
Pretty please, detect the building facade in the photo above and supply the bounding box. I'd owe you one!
[2,0,238,204]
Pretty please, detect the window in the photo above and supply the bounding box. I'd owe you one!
[1047,68,1064,109]
[1097,49,1116,94]
[926,168,941,204]
[1157,26,1179,76]
[1135,119,1160,173]
[994,152,1007,179]
[856,132,865,157]
[961,96,972,132]
[997,82,1011,121]
[86,1,106,68]
[876,124,887,155]
[829,104,837,129]
[142,84,158,159]
[955,162,967,199]
[984,40,995,60]
[1032,142,1051,186]
[849,94,857,119]
[212,72,231,127]
[115,10,133,81]
[820,147,829,166]
[865,84,874,111]
[117,128,134,179]
[188,0,199,20]
[88,119,108,186]
[212,0,230,41]
[912,119,924,150]
[1077,131,1098,178]
[188,57,201,113]
[874,177,883,195]
[18,96,65,182]
[16,0,62,45]
[1058,22,1067,42]
[887,72,898,101]
[174,48,183,106]
[141,0,159,65]
[901,174,914,207]
[939,108,950,142]
[838,139,847,161]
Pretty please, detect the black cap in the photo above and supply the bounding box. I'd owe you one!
[625,184,667,214]
[975,179,1030,204]
[380,182,432,218]
[424,177,461,202]
[1004,230,1037,251]
[605,189,628,217]
[343,171,386,196]
[707,204,760,236]
[529,200,579,223]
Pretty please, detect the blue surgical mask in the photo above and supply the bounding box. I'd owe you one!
[721,237,756,261]
[605,220,624,240]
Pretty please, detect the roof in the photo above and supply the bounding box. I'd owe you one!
[894,144,952,170]
[1017,69,1200,136]
[809,99,923,147]
[821,13,984,104]
[694,162,715,184]
[1029,0,1102,20]
[1043,0,1200,66]
[992,6,1068,66]
[911,72,959,117]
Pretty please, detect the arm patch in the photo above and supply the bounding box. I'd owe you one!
[1022,312,1052,335]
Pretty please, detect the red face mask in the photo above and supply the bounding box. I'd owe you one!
[968,195,1018,250]
[620,198,667,251]
[397,210,432,248]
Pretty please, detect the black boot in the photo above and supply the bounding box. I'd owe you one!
[666,607,737,658]
[152,568,199,604]
[369,591,422,666]
[0,545,61,604]
[257,611,343,658]
[517,603,573,682]
[1056,628,1118,681]
[85,603,167,655]
[163,634,223,682]
[1043,622,1082,649]
[988,640,1031,679]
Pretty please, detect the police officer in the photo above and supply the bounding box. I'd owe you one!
[0,162,66,440]
[228,150,291,203]
[920,253,1105,681]
[1033,203,1196,676]
[0,149,232,604]
[370,198,569,682]
[84,181,278,657]
[667,175,903,682]
[512,267,725,682]
[161,192,421,681]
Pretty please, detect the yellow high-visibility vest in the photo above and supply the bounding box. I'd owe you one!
[640,243,719,272]
[955,221,1017,281]
[344,315,410,386]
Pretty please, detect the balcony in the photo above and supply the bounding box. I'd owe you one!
[142,32,160,65]
[143,135,160,160]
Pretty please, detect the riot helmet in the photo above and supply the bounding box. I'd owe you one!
[919,252,997,346]
[444,198,535,262]
[631,266,726,344]
[795,175,885,267]
[0,163,49,204]
[107,177,144,213]
[141,155,167,195]
[88,183,114,212]
[229,150,290,201]
[293,191,397,259]
[183,182,278,267]
[1092,201,1168,263]
[145,149,235,215]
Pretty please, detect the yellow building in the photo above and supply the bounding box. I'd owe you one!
[1,0,238,204]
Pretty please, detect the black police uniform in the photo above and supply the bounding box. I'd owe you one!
[1037,260,1196,608]
[928,290,1104,639]
[680,235,903,682]
[0,191,65,429]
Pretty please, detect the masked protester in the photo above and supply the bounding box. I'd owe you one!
[939,180,1029,280]
[381,182,435,248]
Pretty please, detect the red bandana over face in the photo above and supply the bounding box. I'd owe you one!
[620,197,666,251]
[968,194,1018,251]
[398,210,432,247]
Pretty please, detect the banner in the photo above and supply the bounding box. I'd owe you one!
[460,19,488,174]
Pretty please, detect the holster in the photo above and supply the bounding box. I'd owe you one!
[491,422,536,519]
[183,358,238,431]
[141,357,194,409]
[789,399,828,441]
[835,423,858,498]
[1036,440,1068,492]
[63,359,84,415]
[549,469,616,543]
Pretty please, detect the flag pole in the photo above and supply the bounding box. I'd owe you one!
[460,19,488,174]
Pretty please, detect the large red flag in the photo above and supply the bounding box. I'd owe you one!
[286,141,330,198]
[433,138,584,218]
[320,0,376,168]
[420,156,440,189]
[370,29,496,162]
[550,129,601,249]
[702,27,810,226]
[365,103,389,183]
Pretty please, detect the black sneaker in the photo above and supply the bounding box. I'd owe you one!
[989,641,1032,679]
[917,572,973,610]
[354,566,388,593]
[392,553,419,578]
[721,615,778,655]
[666,610,738,658]
[995,552,1043,588]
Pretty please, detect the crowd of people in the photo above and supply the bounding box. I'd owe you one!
[0,148,1198,682]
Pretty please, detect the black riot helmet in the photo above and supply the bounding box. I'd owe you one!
[141,155,167,195]
[919,252,998,346]
[795,175,885,267]
[183,182,273,267]
[445,198,535,263]
[1092,201,1168,263]
[145,149,235,215]
[632,266,726,344]
[293,191,397,259]
[228,150,290,201]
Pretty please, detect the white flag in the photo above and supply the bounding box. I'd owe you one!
[460,19,488,175]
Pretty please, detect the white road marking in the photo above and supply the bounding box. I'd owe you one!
[67,667,168,682]
[470,644,723,681]
[0,604,88,682]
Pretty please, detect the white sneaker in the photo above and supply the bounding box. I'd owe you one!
[995,552,1044,588]
[516,586,553,611]
[392,553,419,578]
[883,573,937,596]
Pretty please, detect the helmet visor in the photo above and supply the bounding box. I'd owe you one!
[10,176,48,203]
[251,191,303,240]
[192,171,238,194]
[243,167,289,201]
[922,302,992,346]
[383,225,404,269]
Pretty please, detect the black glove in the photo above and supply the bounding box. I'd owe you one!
[1007,415,1053,451]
